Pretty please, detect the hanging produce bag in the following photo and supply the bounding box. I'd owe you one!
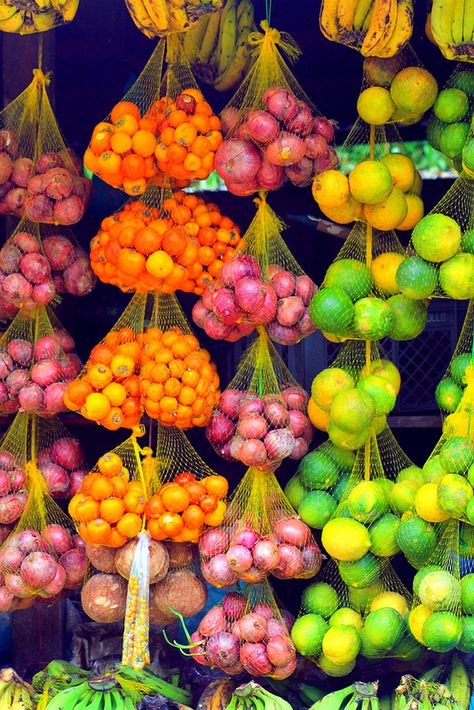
[123,0,226,37]
[84,36,222,194]
[140,292,220,429]
[0,414,29,535]
[90,187,242,296]
[0,306,81,416]
[398,174,474,301]
[0,1,79,34]
[122,530,152,670]
[309,221,428,343]
[192,194,317,345]
[435,300,474,417]
[199,466,322,587]
[0,68,91,223]
[144,424,228,543]
[206,328,314,469]
[214,20,338,196]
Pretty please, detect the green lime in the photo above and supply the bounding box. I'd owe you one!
[322,624,361,665]
[327,445,356,471]
[302,582,339,618]
[309,287,354,335]
[311,367,355,412]
[352,297,393,340]
[440,123,470,159]
[391,632,424,661]
[418,570,459,611]
[332,473,351,501]
[330,389,376,434]
[389,480,419,515]
[396,516,438,569]
[451,353,472,385]
[322,518,371,561]
[357,374,397,416]
[298,450,339,490]
[436,378,463,413]
[439,253,474,300]
[422,611,462,652]
[349,581,383,613]
[387,294,428,340]
[290,614,328,657]
[461,573,474,614]
[328,423,370,451]
[363,608,404,650]
[457,616,474,652]
[434,89,469,122]
[423,455,447,483]
[397,465,424,485]
[339,553,380,588]
[329,607,363,631]
[412,214,461,263]
[347,480,388,523]
[440,436,474,473]
[413,565,443,596]
[318,654,356,677]
[325,258,374,301]
[463,137,474,173]
[299,491,337,529]
[369,513,401,557]
[451,71,474,95]
[427,115,445,151]
[359,628,385,658]
[438,473,473,517]
[284,475,306,508]
[396,256,438,299]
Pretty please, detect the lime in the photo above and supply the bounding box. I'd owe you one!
[457,616,474,652]
[302,582,339,618]
[369,513,400,557]
[325,259,374,301]
[370,591,409,618]
[349,581,383,613]
[438,474,473,517]
[396,516,438,569]
[347,480,388,523]
[451,71,474,95]
[363,608,404,650]
[422,455,446,483]
[451,353,472,385]
[380,154,416,193]
[439,253,474,300]
[434,89,469,122]
[333,473,350,502]
[309,287,354,335]
[375,478,394,498]
[439,436,474,473]
[322,624,361,665]
[298,449,339,490]
[321,518,371,561]
[357,87,395,124]
[387,295,428,340]
[389,480,419,515]
[357,374,397,416]
[328,423,370,451]
[359,627,385,658]
[461,573,474,614]
[427,116,445,151]
[318,654,356,677]
[418,570,459,611]
[329,607,363,631]
[467,497,474,524]
[413,565,443,596]
[439,123,470,159]
[371,252,405,295]
[397,465,424,485]
[436,378,463,413]
[328,445,356,471]
[349,160,393,204]
[415,483,449,523]
[373,415,387,435]
[311,367,355,412]
[284,475,306,508]
[352,297,393,340]
[462,137,474,173]
[468,463,474,488]
[299,491,337,529]
[422,611,462,652]
[408,604,432,643]
[339,553,380,589]
[390,67,438,115]
[290,613,328,656]
[362,359,401,394]
[461,229,474,254]
[444,412,471,438]
[412,214,461,263]
[330,389,376,434]
[396,255,438,299]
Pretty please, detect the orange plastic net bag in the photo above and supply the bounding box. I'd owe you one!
[192,194,317,345]
[0,1,79,34]
[123,0,226,37]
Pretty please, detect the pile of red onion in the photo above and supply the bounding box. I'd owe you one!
[207,386,314,468]
[192,255,317,345]
[199,518,321,587]
[0,524,86,611]
[215,88,337,195]
[37,436,86,499]
[189,590,297,679]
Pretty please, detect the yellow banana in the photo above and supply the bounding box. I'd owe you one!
[142,0,169,31]
[214,33,250,91]
[0,8,24,31]
[431,0,456,57]
[320,0,340,41]
[376,0,413,56]
[335,0,359,46]
[361,0,397,55]
[353,0,374,32]
[32,8,56,30]
[183,14,209,61]
[362,4,374,31]
[0,3,17,21]
[59,0,79,21]
[217,0,237,75]
[237,0,254,27]
[198,9,221,62]
[462,0,474,42]
[124,0,156,37]
[451,0,465,44]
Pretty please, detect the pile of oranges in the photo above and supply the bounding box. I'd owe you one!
[140,327,220,428]
[145,472,228,543]
[64,327,142,431]
[90,191,243,296]
[84,90,222,195]
[69,450,145,548]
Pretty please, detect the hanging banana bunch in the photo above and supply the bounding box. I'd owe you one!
[427,0,474,62]
[319,0,414,58]
[0,0,79,34]
[182,0,257,92]
[123,0,227,37]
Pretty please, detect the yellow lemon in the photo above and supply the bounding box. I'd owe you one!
[371,252,405,295]
[363,187,408,230]
[370,592,409,619]
[357,87,395,125]
[312,170,350,209]
[380,153,416,192]
[349,160,393,204]
[415,483,450,523]
[319,196,363,225]
[408,604,432,643]
[321,625,361,665]
[397,194,425,231]
[307,398,330,431]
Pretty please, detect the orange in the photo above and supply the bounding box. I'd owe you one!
[97,151,122,176]
[101,407,125,431]
[88,364,113,390]
[182,504,205,529]
[132,129,156,157]
[117,512,142,538]
[203,475,228,499]
[98,451,123,477]
[67,380,93,406]
[134,227,162,255]
[147,518,168,541]
[200,495,218,514]
[102,382,127,407]
[110,132,132,154]
[111,101,140,123]
[145,250,174,278]
[74,497,100,523]
[159,512,184,537]
[106,527,129,548]
[90,343,114,365]
[90,475,114,501]
[123,177,146,196]
[83,392,111,421]
[67,493,82,519]
[100,497,125,523]
[159,396,178,415]
[150,363,169,383]
[86,518,111,544]
[164,377,181,397]
[90,128,113,155]
[114,114,139,136]
[174,526,200,543]
[204,500,226,526]
[122,153,145,179]
[175,471,195,485]
[110,355,135,379]
[161,484,190,513]
[144,495,165,518]
[123,489,146,514]
[185,480,206,504]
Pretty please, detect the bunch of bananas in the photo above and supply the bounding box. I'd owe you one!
[226,681,294,710]
[427,0,474,62]
[311,682,381,710]
[0,0,79,33]
[182,0,257,91]
[123,0,226,37]
[320,0,413,58]
[0,668,35,709]
[395,657,471,710]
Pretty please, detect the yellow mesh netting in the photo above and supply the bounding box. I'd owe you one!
[0,413,29,534]
[84,35,222,194]
[0,1,79,34]
[0,67,90,224]
[123,0,226,37]
[435,300,474,417]
[198,466,322,588]
[192,194,318,345]
[206,327,313,469]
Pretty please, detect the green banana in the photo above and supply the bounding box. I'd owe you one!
[40,680,91,710]
[353,0,374,32]
[310,685,356,710]
[449,656,470,710]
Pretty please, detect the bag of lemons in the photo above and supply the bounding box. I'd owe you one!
[123,0,226,37]
[192,193,317,345]
[0,0,79,34]
[435,300,474,418]
[84,35,222,194]
[0,68,90,223]
[199,466,322,588]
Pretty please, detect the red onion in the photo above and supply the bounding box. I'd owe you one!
[190,631,208,666]
[314,146,339,174]
[267,618,288,636]
[267,322,299,345]
[271,656,298,679]
[239,613,268,642]
[4,573,32,599]
[286,157,314,187]
[199,606,227,637]
[227,180,260,196]
[207,412,235,446]
[199,528,229,558]
[215,139,261,184]
[312,115,336,142]
[300,542,323,578]
[288,410,308,438]
[202,286,214,310]
[275,518,311,547]
[42,563,67,596]
[240,642,273,676]
[202,555,237,588]
[220,255,260,287]
[192,300,210,329]
[289,437,309,459]
[220,107,240,137]
[18,530,44,554]
[237,414,269,440]
[250,285,278,324]
[231,619,242,639]
[282,386,308,411]
[229,436,245,460]
[265,133,305,167]
[256,160,285,191]
[286,101,313,136]
[271,270,295,298]
[222,591,246,620]
[211,288,240,325]
[206,632,240,669]
[247,110,280,144]
[281,609,295,631]
[42,525,73,554]
[20,552,57,588]
[0,587,15,612]
[295,275,316,305]
[305,133,328,159]
[0,546,24,570]
[272,544,304,579]
[253,539,280,571]
[264,429,296,459]
[225,661,245,675]
[234,278,266,313]
[240,397,264,417]
[231,528,259,549]
[204,313,233,340]
[239,439,268,467]
[219,389,243,419]
[238,566,268,584]
[266,634,296,667]
[226,545,253,573]
[263,88,298,123]
[264,400,290,427]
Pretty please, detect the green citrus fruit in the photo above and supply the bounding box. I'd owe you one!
[439,253,474,299]
[363,187,408,231]
[380,154,416,192]
[396,255,438,299]
[434,88,469,122]
[302,582,339,618]
[427,116,445,151]
[333,473,351,501]
[436,378,463,413]
[284,475,306,508]
[461,230,474,254]
[359,627,386,658]
[290,613,328,656]
[438,474,473,517]
[349,160,393,204]
[390,67,438,115]
[408,604,432,643]
[325,258,374,302]
[357,373,397,415]
[357,86,395,124]
[392,633,424,661]
[363,607,404,650]
[370,591,409,618]
[397,465,424,484]
[440,436,474,473]
[413,565,443,596]
[461,573,474,614]
[330,389,376,434]
[299,491,337,529]
[451,353,472,385]
[329,607,363,631]
[347,480,388,523]
[321,518,371,561]
[412,214,461,262]
[309,287,354,335]
[389,480,419,515]
[451,71,474,95]
[457,616,474,652]
[328,445,356,471]
[361,359,401,394]
[422,455,447,483]
[352,297,393,340]
[328,424,370,451]
[311,367,355,412]
[462,137,474,173]
[349,581,383,613]
[387,294,428,340]
[322,624,361,665]
[369,513,400,557]
[298,449,339,489]
[415,483,449,522]
[439,123,470,159]
[396,516,438,569]
[418,570,459,611]
[318,654,356,677]
[422,611,462,652]
[371,252,405,295]
[339,553,380,588]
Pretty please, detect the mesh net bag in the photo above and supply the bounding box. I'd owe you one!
[206,328,314,469]
[192,194,317,345]
[0,414,29,536]
[198,466,322,587]
[89,187,243,297]
[408,518,474,654]
[123,0,226,37]
[308,220,428,343]
[0,217,95,321]
[427,64,473,173]
[84,36,222,194]
[65,293,146,431]
[0,458,87,612]
[140,292,220,428]
[0,1,79,34]
[0,306,82,417]
[319,0,414,59]
[435,300,474,417]
[309,339,401,450]
[398,174,474,301]
[144,423,228,544]
[0,67,91,224]
[214,20,338,196]
[168,581,297,679]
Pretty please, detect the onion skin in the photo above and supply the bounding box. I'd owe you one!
[300,542,323,578]
[237,414,269,440]
[253,539,281,572]
[215,139,261,185]
[271,655,298,679]
[202,555,237,588]
[272,544,304,579]
[238,565,268,584]
[189,631,208,666]
[226,545,253,573]
[247,110,280,144]
[239,439,268,467]
[199,606,227,637]
[231,528,259,549]
[263,88,298,123]
[222,591,246,620]
[240,642,274,676]
[266,634,297,667]
[199,528,229,558]
[206,632,240,669]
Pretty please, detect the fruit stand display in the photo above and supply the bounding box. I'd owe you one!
[0,0,473,708]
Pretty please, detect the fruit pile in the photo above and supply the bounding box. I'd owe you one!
[90,191,242,296]
[216,90,337,196]
[192,254,317,345]
[85,91,222,193]
[145,472,228,543]
[124,0,226,36]
[0,0,79,34]
[313,154,423,230]
[309,359,401,450]
[428,70,473,170]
